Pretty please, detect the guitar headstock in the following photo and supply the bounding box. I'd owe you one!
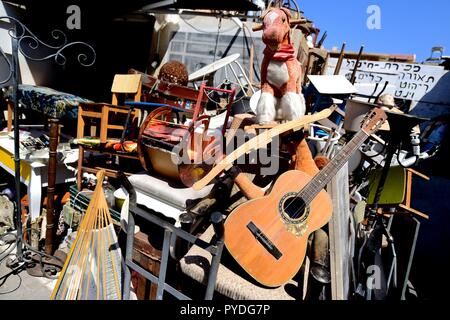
[360,107,388,135]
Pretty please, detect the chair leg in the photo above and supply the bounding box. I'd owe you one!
[100,106,109,143]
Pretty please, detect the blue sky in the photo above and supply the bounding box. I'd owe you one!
[299,0,450,62]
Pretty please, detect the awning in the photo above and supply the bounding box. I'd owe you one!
[141,0,260,12]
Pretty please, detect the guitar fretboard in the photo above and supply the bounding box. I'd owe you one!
[299,130,369,205]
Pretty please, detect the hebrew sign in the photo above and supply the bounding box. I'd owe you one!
[327,58,448,102]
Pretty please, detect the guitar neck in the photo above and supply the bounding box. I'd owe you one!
[300,130,369,204]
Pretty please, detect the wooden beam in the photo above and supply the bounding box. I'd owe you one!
[398,204,430,220]
[407,168,430,181]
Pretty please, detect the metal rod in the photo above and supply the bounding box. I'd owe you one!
[125,260,191,300]
[205,238,223,300]
[234,61,256,95]
[401,217,420,300]
[45,119,59,255]
[122,207,135,300]
[205,212,225,300]
[228,64,245,93]
[8,125,46,129]
[156,229,172,300]
[11,23,22,260]
[248,44,254,93]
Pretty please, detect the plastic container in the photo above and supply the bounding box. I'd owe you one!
[103,178,116,208]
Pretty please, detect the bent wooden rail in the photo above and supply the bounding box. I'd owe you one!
[192,108,333,190]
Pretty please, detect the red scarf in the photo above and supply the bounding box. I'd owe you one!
[263,44,296,62]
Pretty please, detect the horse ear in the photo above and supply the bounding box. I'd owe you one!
[260,8,271,20]
[280,7,292,21]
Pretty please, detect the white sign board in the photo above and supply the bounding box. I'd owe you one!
[326,58,448,103]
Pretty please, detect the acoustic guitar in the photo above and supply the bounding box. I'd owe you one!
[224,108,387,287]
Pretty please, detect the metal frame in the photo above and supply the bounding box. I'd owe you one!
[0,15,96,260]
[401,217,420,300]
[121,174,224,300]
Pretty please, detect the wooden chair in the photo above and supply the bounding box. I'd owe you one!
[398,168,430,220]
[367,166,430,220]
[76,74,143,189]
[77,74,142,143]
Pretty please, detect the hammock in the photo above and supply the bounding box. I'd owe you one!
[51,170,122,300]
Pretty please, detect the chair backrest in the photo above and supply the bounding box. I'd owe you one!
[128,68,208,111]
[111,74,142,105]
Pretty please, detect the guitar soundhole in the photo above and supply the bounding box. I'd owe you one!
[282,196,308,221]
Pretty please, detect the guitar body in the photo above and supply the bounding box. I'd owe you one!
[224,107,388,287]
[224,170,333,287]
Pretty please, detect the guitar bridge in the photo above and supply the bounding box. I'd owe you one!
[247,222,282,260]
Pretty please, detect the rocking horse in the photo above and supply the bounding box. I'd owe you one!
[231,5,324,198]
[255,6,306,124]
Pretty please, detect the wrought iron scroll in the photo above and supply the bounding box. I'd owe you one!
[0,15,96,84]
[0,15,96,261]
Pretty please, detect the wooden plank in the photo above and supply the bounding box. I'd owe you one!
[398,204,430,220]
[111,74,142,94]
[79,110,102,118]
[86,149,139,160]
[106,125,126,130]
[109,108,134,115]
[80,102,132,111]
[81,166,133,177]
[327,163,351,300]
[7,101,13,132]
[247,45,254,96]
[405,170,413,207]
[407,168,430,181]
[128,68,208,104]
[100,106,109,143]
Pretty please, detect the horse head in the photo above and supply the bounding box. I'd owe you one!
[261,7,292,51]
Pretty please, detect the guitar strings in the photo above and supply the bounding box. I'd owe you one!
[286,111,385,219]
[286,131,367,220]
[262,131,370,244]
[260,112,385,243]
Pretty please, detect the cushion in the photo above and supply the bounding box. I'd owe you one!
[4,84,92,120]
[180,225,305,300]
[128,172,213,210]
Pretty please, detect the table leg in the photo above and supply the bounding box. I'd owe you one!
[28,166,42,221]
[7,101,13,132]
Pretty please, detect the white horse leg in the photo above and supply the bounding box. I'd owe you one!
[256,92,277,124]
[279,92,306,120]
